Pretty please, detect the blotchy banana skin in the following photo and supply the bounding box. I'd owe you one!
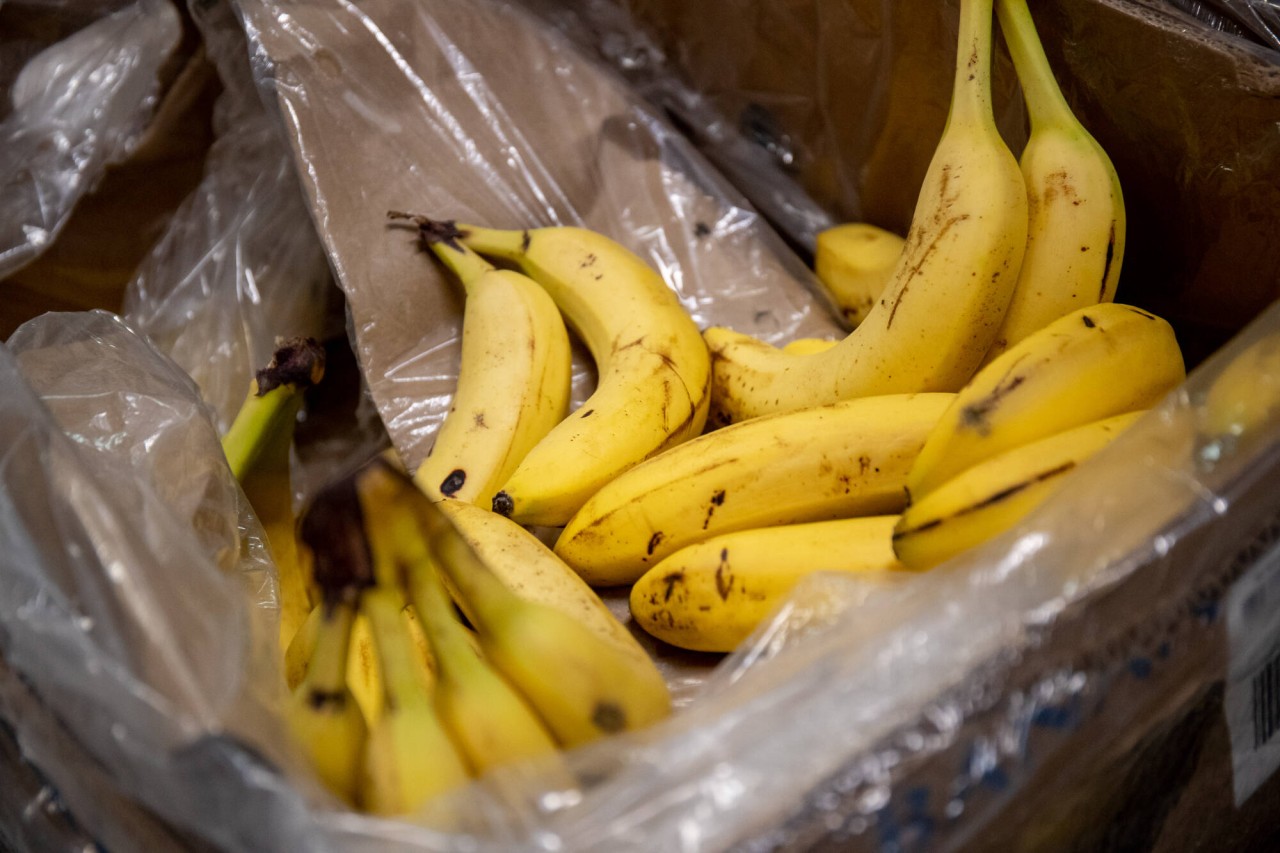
[982,0,1127,364]
[703,0,1027,425]
[388,213,572,510]
[455,223,712,528]
[555,393,954,587]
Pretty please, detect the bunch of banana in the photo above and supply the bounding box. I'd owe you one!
[616,305,1184,651]
[702,0,1027,425]
[448,222,712,527]
[982,0,1126,363]
[220,337,326,652]
[555,393,954,586]
[282,458,671,810]
[387,213,572,508]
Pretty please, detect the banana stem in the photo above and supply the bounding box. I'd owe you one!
[363,587,428,710]
[387,211,494,295]
[947,0,998,130]
[221,383,302,482]
[995,0,1075,132]
[452,223,528,263]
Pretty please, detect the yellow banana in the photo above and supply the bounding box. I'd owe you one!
[813,223,906,328]
[389,214,572,508]
[893,410,1146,570]
[284,605,384,727]
[702,0,1026,425]
[907,303,1184,500]
[982,0,1126,362]
[220,337,325,653]
[781,337,839,356]
[436,499,651,667]
[284,599,368,805]
[556,393,954,587]
[1200,330,1280,453]
[410,492,671,748]
[630,516,904,653]
[457,223,711,527]
[402,515,561,776]
[359,586,470,816]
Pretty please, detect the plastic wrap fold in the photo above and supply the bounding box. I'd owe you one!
[2,0,1280,849]
[0,0,181,279]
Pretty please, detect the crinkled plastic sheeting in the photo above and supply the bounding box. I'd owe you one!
[2,308,1279,851]
[0,0,181,278]
[234,0,843,475]
[1163,0,1280,50]
[2,3,1280,853]
[122,0,341,434]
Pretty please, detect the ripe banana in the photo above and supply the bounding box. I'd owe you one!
[702,0,1026,425]
[982,0,1126,363]
[814,223,906,328]
[284,600,368,805]
[781,337,838,356]
[893,410,1146,570]
[456,223,711,527]
[359,585,470,815]
[556,393,954,586]
[285,604,385,727]
[436,499,652,667]
[389,214,572,508]
[404,531,561,776]
[410,491,672,748]
[220,338,325,653]
[630,516,904,653]
[907,303,1184,500]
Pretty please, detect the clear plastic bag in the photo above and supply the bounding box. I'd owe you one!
[0,0,181,278]
[1163,0,1280,51]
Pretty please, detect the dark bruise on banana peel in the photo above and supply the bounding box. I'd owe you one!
[299,471,376,607]
[257,337,326,395]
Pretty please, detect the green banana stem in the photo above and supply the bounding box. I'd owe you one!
[221,384,303,482]
[995,0,1076,133]
[449,223,527,264]
[363,587,429,710]
[387,211,495,295]
[947,0,998,131]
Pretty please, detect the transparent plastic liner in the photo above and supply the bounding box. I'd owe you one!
[233,0,843,475]
[1163,0,1280,52]
[2,303,1278,851]
[0,0,180,278]
[122,0,341,433]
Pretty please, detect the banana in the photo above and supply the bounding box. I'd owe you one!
[702,0,1026,425]
[285,605,385,727]
[630,516,904,653]
[359,586,470,816]
[556,393,953,587]
[436,499,652,667]
[456,223,712,527]
[1199,330,1280,454]
[284,599,368,805]
[404,527,562,776]
[907,303,1184,500]
[407,489,671,748]
[982,0,1126,362]
[220,337,325,652]
[813,223,906,328]
[388,214,572,508]
[893,410,1146,570]
[781,337,839,356]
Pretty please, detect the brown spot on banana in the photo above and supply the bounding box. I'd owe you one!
[715,549,733,601]
[1082,315,1096,329]
[1100,223,1117,301]
[662,570,684,602]
[473,412,487,428]
[440,469,466,496]
[592,701,626,733]
[886,214,971,329]
[520,230,531,253]
[647,531,665,556]
[960,356,1029,435]
[307,689,347,711]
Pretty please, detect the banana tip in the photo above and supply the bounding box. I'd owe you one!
[256,337,325,395]
[492,491,514,517]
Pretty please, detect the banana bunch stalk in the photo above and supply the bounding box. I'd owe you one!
[221,338,326,652]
